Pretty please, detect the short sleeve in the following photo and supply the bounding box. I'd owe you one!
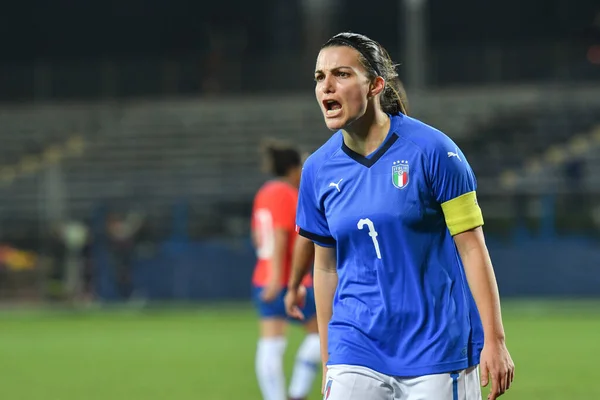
[295,164,336,247]
[428,140,484,236]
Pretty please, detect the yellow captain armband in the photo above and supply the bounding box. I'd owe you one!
[440,191,484,236]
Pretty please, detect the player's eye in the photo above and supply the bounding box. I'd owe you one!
[336,71,350,78]
[314,74,324,82]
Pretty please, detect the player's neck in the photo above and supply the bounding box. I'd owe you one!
[342,110,390,157]
[275,176,296,188]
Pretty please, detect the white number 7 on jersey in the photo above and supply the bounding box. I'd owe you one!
[357,218,382,259]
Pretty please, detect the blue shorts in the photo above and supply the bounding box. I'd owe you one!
[252,285,317,322]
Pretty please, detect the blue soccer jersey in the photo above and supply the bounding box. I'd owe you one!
[296,113,484,377]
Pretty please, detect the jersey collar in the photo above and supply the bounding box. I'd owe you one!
[340,114,402,168]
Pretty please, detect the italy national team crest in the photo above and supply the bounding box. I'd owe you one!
[392,160,409,189]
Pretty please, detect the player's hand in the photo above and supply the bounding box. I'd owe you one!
[260,282,281,303]
[284,285,307,320]
[480,338,515,400]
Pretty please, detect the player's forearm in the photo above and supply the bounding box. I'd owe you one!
[313,267,338,364]
[464,253,505,341]
[455,228,506,341]
[269,254,284,283]
[287,236,314,290]
[269,229,288,283]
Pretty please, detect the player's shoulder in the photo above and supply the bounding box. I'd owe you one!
[397,114,460,156]
[260,180,296,196]
[255,180,292,203]
[302,131,344,176]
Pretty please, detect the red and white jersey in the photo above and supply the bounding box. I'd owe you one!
[251,180,312,287]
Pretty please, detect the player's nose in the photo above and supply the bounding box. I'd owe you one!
[320,74,335,94]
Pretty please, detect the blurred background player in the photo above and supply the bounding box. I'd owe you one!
[251,141,321,400]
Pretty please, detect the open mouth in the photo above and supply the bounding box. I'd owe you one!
[324,100,342,116]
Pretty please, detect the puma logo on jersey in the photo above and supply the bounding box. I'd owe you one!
[447,150,461,161]
[329,178,343,192]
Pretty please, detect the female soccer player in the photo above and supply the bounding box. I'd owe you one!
[290,32,515,400]
[251,142,321,400]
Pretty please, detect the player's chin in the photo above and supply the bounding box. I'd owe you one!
[323,114,346,131]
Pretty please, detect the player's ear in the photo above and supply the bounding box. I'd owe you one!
[368,76,385,98]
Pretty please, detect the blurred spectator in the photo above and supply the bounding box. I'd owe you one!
[45,220,89,301]
[105,211,145,301]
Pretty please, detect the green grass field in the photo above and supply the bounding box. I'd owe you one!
[0,300,599,400]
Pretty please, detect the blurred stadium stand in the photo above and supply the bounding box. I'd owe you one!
[1,85,600,302]
[0,0,599,303]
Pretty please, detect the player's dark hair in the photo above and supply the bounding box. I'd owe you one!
[261,140,302,177]
[322,32,409,115]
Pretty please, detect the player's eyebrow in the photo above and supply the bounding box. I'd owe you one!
[314,66,353,75]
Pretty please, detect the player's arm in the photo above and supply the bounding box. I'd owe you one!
[434,141,514,400]
[440,192,505,342]
[285,234,315,320]
[293,157,336,365]
[432,142,507,344]
[260,227,288,302]
[453,227,513,399]
[270,227,289,284]
[453,227,504,340]
[288,234,314,291]
[313,244,337,387]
